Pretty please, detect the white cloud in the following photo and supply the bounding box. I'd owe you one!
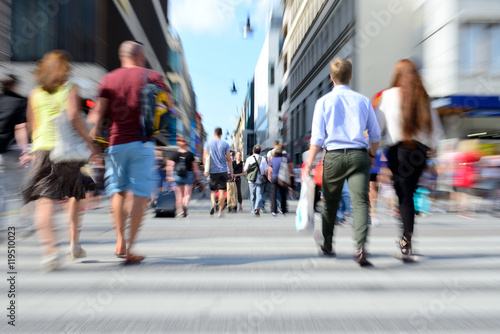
[170,0,277,35]
[170,0,238,34]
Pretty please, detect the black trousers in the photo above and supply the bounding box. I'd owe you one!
[235,178,242,204]
[271,178,287,214]
[387,142,428,241]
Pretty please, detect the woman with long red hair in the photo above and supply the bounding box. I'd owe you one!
[375,59,443,260]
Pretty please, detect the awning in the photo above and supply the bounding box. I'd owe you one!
[432,95,500,116]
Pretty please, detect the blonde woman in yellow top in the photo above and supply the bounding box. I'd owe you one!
[23,50,97,271]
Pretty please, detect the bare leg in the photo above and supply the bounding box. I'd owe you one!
[210,190,217,208]
[174,185,184,215]
[218,190,225,214]
[68,198,87,258]
[111,192,127,254]
[127,195,148,255]
[68,198,82,245]
[35,198,57,256]
[183,185,193,208]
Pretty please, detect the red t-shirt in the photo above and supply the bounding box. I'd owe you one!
[98,67,168,146]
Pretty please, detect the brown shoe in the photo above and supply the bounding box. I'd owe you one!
[354,248,372,267]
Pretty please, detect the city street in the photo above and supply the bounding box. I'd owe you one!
[6,196,500,334]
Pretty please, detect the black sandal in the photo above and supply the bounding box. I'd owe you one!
[399,236,412,256]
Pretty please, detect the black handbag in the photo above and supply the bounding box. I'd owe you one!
[254,156,268,184]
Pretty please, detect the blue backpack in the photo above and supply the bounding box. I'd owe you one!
[139,70,170,143]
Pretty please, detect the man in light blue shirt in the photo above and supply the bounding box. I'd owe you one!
[203,128,233,217]
[304,58,381,266]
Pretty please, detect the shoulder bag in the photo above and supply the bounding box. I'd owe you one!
[49,84,92,163]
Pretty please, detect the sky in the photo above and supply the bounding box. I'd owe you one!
[169,0,279,143]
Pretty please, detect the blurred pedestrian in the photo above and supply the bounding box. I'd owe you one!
[167,137,199,218]
[375,58,444,260]
[243,145,269,216]
[268,145,288,216]
[233,151,244,211]
[203,127,233,218]
[304,58,381,266]
[0,74,29,239]
[22,50,97,271]
[89,41,171,264]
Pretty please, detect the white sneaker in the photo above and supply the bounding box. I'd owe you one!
[70,244,87,260]
[41,253,59,272]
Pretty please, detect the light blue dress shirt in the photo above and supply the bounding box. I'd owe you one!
[310,85,381,150]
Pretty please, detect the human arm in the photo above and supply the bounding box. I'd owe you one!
[268,158,273,180]
[12,97,29,155]
[304,145,321,176]
[366,101,381,158]
[306,99,326,175]
[17,97,31,166]
[166,159,175,183]
[88,97,109,140]
[14,122,28,153]
[203,148,208,177]
[192,154,201,181]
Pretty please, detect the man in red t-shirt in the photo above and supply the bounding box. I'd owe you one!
[90,41,172,264]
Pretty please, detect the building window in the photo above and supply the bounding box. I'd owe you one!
[460,22,500,76]
[11,0,96,62]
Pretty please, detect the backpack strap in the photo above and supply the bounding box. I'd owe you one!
[253,155,262,176]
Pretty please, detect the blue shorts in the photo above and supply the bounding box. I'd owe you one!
[104,141,155,198]
[174,171,195,186]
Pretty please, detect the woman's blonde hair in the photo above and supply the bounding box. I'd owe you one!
[34,50,71,94]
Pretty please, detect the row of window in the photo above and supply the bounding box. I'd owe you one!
[460,22,500,75]
[285,0,326,63]
[289,0,353,95]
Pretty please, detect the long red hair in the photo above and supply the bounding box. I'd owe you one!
[390,59,432,144]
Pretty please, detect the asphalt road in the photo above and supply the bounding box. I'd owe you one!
[2,197,500,334]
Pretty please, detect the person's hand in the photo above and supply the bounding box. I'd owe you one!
[167,176,175,183]
[204,171,208,177]
[303,164,312,176]
[369,155,375,167]
[87,139,100,157]
[19,153,31,167]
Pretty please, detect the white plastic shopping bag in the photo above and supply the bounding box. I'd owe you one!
[295,173,315,231]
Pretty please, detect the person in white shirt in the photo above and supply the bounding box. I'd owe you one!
[375,58,444,260]
[243,145,269,216]
[305,58,381,267]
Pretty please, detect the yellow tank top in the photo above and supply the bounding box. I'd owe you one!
[30,83,73,152]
